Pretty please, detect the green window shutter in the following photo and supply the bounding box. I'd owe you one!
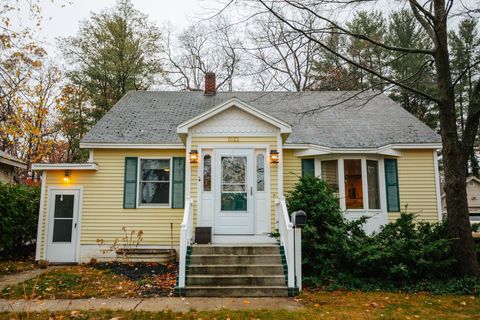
[171,157,186,209]
[301,159,315,178]
[123,157,138,209]
[385,158,400,212]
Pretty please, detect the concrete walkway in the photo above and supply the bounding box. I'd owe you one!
[0,267,56,291]
[0,297,304,313]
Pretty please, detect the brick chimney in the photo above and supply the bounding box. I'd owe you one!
[204,72,216,96]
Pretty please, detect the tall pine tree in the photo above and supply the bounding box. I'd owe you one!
[59,0,163,121]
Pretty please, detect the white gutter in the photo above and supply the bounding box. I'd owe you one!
[32,163,98,171]
[79,143,185,149]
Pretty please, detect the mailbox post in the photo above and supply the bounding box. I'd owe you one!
[290,210,307,291]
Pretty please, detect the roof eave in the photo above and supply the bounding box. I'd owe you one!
[286,142,442,157]
[79,143,185,149]
[0,157,27,169]
[32,163,98,171]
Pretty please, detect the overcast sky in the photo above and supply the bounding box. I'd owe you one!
[11,0,478,60]
[13,0,219,56]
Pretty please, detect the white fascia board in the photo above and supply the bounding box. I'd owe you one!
[293,147,331,157]
[79,143,185,149]
[376,146,402,157]
[293,148,401,157]
[177,98,292,134]
[32,163,98,171]
[387,143,442,149]
[466,176,480,184]
[286,143,441,156]
[0,157,27,169]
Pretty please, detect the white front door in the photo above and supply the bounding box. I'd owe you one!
[214,148,254,234]
[46,189,80,263]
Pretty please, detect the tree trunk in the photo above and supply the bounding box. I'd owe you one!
[442,141,480,276]
[434,0,480,276]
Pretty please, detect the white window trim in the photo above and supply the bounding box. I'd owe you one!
[316,155,386,214]
[137,157,172,208]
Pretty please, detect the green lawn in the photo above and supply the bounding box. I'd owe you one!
[1,290,479,319]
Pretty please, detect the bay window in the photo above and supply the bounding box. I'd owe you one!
[319,157,384,211]
[321,160,339,197]
[367,160,380,209]
[344,159,363,209]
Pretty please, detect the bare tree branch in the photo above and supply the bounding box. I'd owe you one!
[256,0,441,103]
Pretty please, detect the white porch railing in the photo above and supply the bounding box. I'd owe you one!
[275,196,295,289]
[178,198,194,288]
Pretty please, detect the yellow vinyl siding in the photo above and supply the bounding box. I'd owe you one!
[283,149,302,194]
[39,149,186,259]
[190,135,278,230]
[389,149,439,222]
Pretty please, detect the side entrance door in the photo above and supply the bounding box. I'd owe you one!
[214,148,254,235]
[46,188,80,262]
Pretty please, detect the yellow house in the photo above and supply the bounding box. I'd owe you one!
[32,74,442,296]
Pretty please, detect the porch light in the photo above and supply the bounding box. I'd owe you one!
[269,150,279,164]
[63,170,71,183]
[189,150,199,163]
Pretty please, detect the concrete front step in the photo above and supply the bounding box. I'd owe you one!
[189,264,285,275]
[189,254,281,265]
[191,245,280,255]
[182,244,288,297]
[185,286,288,297]
[188,275,286,286]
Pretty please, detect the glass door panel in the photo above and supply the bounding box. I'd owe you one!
[52,194,74,243]
[221,156,247,211]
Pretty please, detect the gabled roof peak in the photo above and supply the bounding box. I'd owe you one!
[176,97,292,135]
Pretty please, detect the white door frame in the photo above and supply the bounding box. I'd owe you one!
[44,186,83,263]
[213,148,255,235]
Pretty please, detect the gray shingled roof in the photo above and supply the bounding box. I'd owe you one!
[81,91,441,148]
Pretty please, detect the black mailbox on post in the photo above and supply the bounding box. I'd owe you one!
[291,210,307,227]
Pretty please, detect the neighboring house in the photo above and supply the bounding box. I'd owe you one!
[0,150,26,184]
[32,74,442,296]
[442,176,480,225]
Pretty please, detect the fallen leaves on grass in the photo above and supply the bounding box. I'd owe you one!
[0,260,36,275]
[0,266,138,299]
[1,262,178,299]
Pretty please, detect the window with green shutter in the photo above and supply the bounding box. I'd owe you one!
[171,157,186,209]
[123,157,138,209]
[385,158,400,212]
[301,159,315,178]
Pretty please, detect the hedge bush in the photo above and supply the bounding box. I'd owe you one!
[0,183,40,259]
[286,176,473,290]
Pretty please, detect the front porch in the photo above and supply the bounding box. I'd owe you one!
[176,196,303,297]
[175,99,301,296]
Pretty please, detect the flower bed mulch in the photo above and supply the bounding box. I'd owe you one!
[92,261,177,297]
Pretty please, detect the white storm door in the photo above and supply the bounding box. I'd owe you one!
[214,149,254,235]
[46,189,80,262]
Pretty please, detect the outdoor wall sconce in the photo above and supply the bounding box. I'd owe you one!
[189,150,199,163]
[269,150,279,164]
[63,170,71,183]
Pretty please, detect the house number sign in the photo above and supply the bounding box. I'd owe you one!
[228,137,240,142]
